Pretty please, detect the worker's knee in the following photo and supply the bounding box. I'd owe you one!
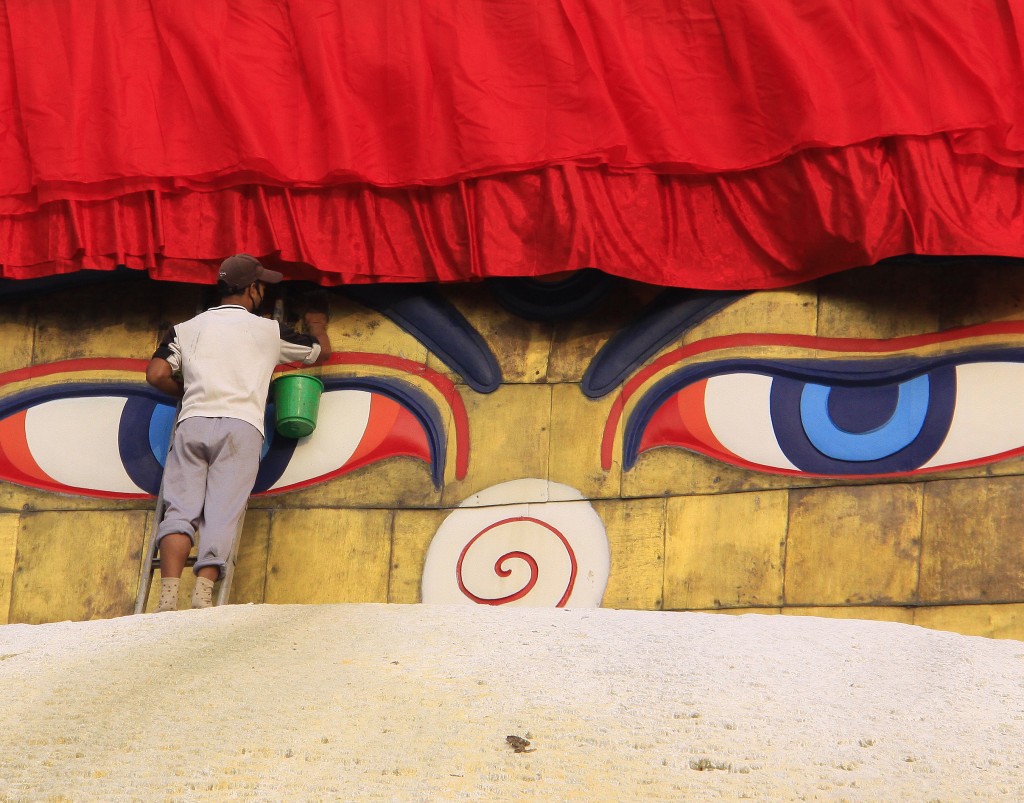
[157,532,194,555]
[157,519,196,544]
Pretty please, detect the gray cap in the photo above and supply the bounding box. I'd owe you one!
[218,254,283,287]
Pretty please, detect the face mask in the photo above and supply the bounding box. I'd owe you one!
[250,283,266,315]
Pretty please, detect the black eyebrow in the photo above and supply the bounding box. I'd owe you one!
[345,281,745,399]
[581,289,747,399]
[342,284,502,393]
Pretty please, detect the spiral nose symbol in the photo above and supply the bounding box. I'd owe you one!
[421,479,610,608]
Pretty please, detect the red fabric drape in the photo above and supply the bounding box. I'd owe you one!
[1,0,1023,287]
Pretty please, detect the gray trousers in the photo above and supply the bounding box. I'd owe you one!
[156,416,264,578]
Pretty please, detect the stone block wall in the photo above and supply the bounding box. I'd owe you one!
[2,260,1024,640]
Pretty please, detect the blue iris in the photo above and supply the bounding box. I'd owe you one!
[147,402,176,466]
[769,366,957,474]
[799,375,930,461]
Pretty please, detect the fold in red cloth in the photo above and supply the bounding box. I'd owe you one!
[1,0,1022,286]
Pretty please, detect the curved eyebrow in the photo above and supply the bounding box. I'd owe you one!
[343,284,502,393]
[581,289,746,398]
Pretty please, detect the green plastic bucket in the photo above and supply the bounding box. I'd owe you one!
[272,374,324,438]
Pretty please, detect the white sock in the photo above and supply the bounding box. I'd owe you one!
[155,578,180,613]
[191,576,215,609]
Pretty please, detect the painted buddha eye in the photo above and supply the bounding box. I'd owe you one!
[626,353,1024,477]
[0,373,448,499]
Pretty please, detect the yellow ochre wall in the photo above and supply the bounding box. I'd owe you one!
[2,260,1024,641]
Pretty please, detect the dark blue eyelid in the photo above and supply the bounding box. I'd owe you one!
[0,382,170,420]
[622,347,1024,471]
[638,348,1024,392]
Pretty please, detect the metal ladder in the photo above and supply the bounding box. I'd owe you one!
[133,445,244,614]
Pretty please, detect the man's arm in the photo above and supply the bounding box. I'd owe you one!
[147,327,184,397]
[302,312,332,364]
[146,357,184,398]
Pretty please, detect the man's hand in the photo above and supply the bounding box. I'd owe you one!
[302,312,332,363]
[145,358,184,398]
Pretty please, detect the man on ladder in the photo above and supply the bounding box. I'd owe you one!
[144,254,331,612]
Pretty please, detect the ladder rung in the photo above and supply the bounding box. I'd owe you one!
[146,555,199,569]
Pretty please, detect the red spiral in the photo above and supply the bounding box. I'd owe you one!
[456,516,578,606]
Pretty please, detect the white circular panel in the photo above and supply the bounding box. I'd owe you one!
[422,479,610,608]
